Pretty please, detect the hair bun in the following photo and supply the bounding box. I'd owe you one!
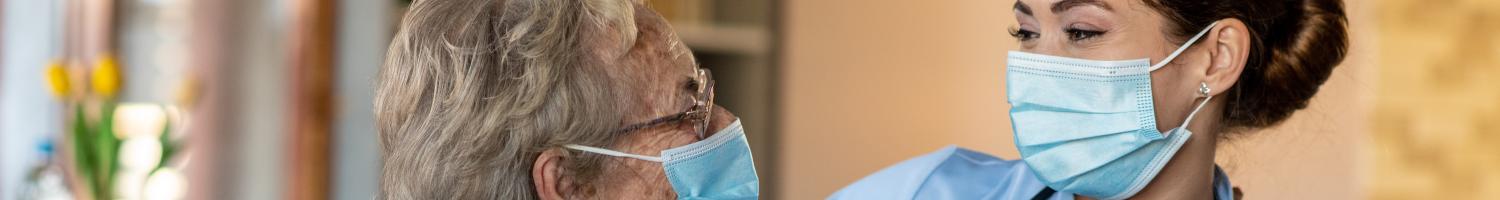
[1147,0,1350,130]
[1152,0,1356,129]
[1222,0,1349,129]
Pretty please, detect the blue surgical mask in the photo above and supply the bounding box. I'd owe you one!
[564,119,759,200]
[1006,22,1219,200]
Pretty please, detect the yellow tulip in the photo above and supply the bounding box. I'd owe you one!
[175,77,199,108]
[92,54,122,98]
[43,60,69,99]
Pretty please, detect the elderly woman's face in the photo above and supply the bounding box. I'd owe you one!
[583,6,741,199]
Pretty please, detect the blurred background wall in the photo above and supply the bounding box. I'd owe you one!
[0,0,66,197]
[1,0,1497,199]
[0,0,392,199]
[1370,0,1500,199]
[779,0,1025,198]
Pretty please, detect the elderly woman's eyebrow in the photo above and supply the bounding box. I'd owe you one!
[1052,0,1113,13]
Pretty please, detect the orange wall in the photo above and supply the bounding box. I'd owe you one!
[778,0,1372,199]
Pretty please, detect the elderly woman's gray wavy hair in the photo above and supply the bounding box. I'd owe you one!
[374,0,640,199]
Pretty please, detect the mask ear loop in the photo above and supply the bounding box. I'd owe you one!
[563,144,665,162]
[1149,21,1221,71]
[1179,82,1214,129]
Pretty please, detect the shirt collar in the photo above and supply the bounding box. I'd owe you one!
[1213,165,1235,200]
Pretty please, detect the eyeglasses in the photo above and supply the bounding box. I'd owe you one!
[612,68,716,140]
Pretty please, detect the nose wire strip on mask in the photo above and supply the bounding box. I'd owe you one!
[1148,22,1221,71]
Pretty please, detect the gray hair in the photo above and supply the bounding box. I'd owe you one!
[374,0,640,199]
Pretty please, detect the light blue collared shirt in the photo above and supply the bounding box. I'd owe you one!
[828,145,1234,200]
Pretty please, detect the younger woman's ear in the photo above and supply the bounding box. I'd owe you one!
[1204,19,1251,96]
[534,148,570,200]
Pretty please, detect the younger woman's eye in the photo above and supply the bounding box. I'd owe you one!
[1008,27,1040,41]
[1065,28,1105,41]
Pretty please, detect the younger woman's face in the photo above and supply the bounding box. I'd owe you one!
[1010,0,1212,132]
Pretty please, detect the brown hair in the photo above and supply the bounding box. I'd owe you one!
[1145,0,1349,132]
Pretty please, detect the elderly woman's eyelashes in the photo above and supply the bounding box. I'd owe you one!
[683,79,700,92]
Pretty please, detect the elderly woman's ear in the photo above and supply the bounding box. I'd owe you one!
[533,149,570,200]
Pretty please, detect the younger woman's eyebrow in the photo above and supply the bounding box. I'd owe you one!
[1052,0,1113,13]
[1014,1,1033,15]
[1016,0,1112,16]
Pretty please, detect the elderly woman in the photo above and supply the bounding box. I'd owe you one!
[373,0,757,199]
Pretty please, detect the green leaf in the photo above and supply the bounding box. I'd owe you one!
[157,114,176,170]
[98,102,121,199]
[69,103,98,197]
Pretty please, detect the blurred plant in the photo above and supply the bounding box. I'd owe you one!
[42,53,184,200]
[92,54,121,99]
[44,60,69,99]
[68,101,121,200]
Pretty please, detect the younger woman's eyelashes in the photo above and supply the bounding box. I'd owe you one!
[1008,26,1107,43]
[1008,27,1040,42]
[1065,28,1106,41]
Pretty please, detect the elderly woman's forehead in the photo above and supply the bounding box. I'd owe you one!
[624,6,696,69]
[635,8,686,50]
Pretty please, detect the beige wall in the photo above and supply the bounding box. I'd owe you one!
[778,0,1372,199]
[1370,0,1500,199]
